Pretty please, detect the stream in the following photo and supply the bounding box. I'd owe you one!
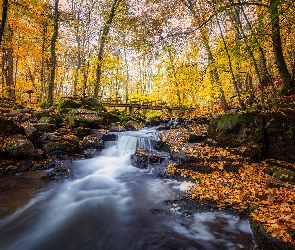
[0,128,254,250]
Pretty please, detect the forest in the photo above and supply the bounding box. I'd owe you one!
[0,0,294,112]
[1,1,295,249]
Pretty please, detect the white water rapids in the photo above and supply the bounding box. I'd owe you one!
[0,128,254,250]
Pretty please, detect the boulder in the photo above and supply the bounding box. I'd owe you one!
[73,127,91,136]
[123,121,141,131]
[131,148,167,168]
[208,112,264,159]
[265,110,295,162]
[208,110,295,162]
[80,135,104,149]
[57,98,80,114]
[101,133,118,141]
[6,135,35,158]
[188,134,208,143]
[41,133,79,155]
[68,109,120,129]
[0,117,21,136]
[34,123,56,133]
[22,123,39,141]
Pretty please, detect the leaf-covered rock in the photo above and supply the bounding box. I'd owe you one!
[6,135,35,158]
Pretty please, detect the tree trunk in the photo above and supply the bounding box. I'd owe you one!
[291,50,295,85]
[94,0,120,98]
[6,47,14,99]
[4,24,15,100]
[231,1,265,109]
[48,0,59,106]
[269,0,293,94]
[0,0,8,45]
[215,16,245,110]
[185,0,228,111]
[239,0,278,109]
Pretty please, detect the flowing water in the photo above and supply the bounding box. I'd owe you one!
[0,128,254,250]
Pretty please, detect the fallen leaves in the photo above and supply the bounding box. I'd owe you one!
[162,127,295,245]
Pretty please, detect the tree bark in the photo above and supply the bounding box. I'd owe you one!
[231,1,265,109]
[0,0,8,45]
[185,0,228,111]
[291,51,295,86]
[215,16,245,110]
[48,0,59,105]
[5,47,14,99]
[269,0,293,94]
[239,0,278,109]
[94,0,120,98]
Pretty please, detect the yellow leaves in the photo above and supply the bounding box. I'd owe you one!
[167,152,295,244]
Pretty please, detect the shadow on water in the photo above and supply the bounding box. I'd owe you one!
[0,128,254,250]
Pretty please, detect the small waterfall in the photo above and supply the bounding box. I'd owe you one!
[116,135,138,156]
[137,137,153,151]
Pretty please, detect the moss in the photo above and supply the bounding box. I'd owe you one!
[38,101,51,109]
[13,103,25,110]
[286,227,295,240]
[217,114,240,132]
[273,169,295,184]
[57,98,80,114]
[266,182,284,188]
[6,142,15,154]
[249,215,295,250]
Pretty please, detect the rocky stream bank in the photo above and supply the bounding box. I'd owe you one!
[1,103,295,249]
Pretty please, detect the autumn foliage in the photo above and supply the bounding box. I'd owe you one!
[162,125,295,246]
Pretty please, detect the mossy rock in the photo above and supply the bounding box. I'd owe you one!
[265,110,295,162]
[273,169,295,184]
[34,123,56,133]
[123,121,142,131]
[73,127,91,136]
[68,109,104,128]
[249,215,295,250]
[0,117,21,136]
[208,112,264,158]
[57,98,80,114]
[81,97,107,111]
[6,136,35,158]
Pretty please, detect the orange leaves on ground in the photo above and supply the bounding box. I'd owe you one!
[168,161,295,244]
[164,127,295,245]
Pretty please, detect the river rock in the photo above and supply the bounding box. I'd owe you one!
[34,123,56,133]
[41,133,79,155]
[265,110,295,162]
[73,127,91,136]
[131,148,167,168]
[153,141,171,153]
[109,125,126,132]
[6,135,35,158]
[208,112,264,159]
[22,123,39,141]
[0,117,21,136]
[101,133,118,141]
[68,109,120,129]
[188,134,208,143]
[123,121,141,131]
[145,117,162,127]
[80,135,104,149]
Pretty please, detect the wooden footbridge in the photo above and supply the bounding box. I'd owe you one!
[100,97,196,114]
[0,96,196,115]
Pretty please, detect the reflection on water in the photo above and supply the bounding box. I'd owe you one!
[0,129,254,250]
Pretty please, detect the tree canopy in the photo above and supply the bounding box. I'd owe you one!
[0,0,295,112]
